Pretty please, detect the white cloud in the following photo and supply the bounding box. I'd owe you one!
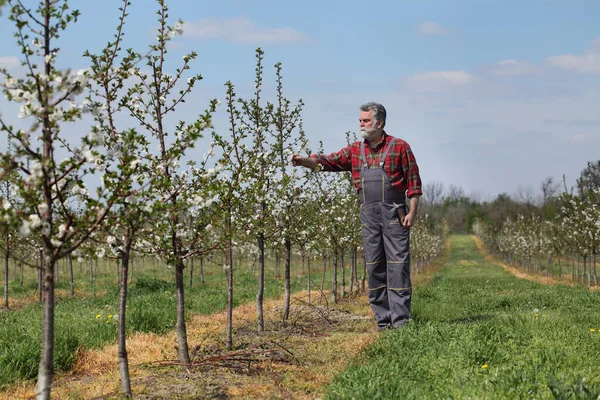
[488,59,540,76]
[0,56,20,69]
[416,22,450,37]
[545,38,600,73]
[182,17,307,43]
[405,70,480,92]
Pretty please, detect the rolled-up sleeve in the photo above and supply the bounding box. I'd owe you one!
[401,143,422,198]
[310,146,352,172]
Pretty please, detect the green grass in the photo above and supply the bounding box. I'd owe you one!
[326,235,600,399]
[0,257,335,388]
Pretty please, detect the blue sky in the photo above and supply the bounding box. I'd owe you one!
[1,0,600,200]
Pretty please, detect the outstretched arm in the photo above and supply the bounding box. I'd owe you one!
[291,155,319,170]
[291,145,353,172]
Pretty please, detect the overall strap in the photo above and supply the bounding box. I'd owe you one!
[378,137,397,168]
[360,141,368,170]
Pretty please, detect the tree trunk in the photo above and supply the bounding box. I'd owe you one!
[189,257,194,288]
[340,250,346,298]
[174,238,190,365]
[4,235,8,308]
[129,256,134,283]
[319,255,327,303]
[226,215,234,350]
[200,256,205,284]
[361,252,367,293]
[332,249,338,304]
[20,262,24,288]
[69,255,74,297]
[256,233,265,332]
[307,254,311,304]
[350,247,356,294]
[89,260,93,284]
[593,251,598,286]
[584,251,590,287]
[36,253,55,400]
[580,252,585,285]
[38,250,43,305]
[118,233,133,397]
[282,238,291,325]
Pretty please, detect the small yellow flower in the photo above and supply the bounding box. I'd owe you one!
[108,314,113,319]
[481,364,488,369]
[590,328,596,332]
[95,314,101,319]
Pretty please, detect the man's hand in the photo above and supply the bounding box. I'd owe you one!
[402,212,416,229]
[291,155,303,167]
[291,155,318,170]
[402,195,420,228]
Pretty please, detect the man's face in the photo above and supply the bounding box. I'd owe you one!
[359,110,381,140]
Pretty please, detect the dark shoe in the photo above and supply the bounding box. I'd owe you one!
[377,324,391,332]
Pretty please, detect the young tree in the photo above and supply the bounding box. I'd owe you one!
[115,0,218,366]
[268,62,307,323]
[0,1,129,397]
[213,80,252,348]
[83,1,153,393]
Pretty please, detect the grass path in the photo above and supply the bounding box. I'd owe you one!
[326,235,600,399]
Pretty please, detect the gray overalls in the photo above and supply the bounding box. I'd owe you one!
[358,138,411,329]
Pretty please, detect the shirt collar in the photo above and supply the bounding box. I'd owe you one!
[364,131,388,152]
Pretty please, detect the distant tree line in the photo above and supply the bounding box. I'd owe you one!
[420,161,599,233]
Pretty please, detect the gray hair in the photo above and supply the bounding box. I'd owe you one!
[360,102,387,129]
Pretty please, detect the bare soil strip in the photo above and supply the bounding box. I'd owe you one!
[3,240,451,400]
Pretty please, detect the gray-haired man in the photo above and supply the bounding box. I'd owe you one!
[292,102,423,330]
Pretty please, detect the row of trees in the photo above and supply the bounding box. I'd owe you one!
[0,1,447,398]
[472,163,600,286]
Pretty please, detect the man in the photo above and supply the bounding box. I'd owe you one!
[291,102,422,330]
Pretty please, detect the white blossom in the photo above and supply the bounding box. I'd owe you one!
[29,214,42,229]
[19,220,32,237]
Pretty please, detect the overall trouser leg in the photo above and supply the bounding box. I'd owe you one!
[361,204,391,327]
[383,203,411,327]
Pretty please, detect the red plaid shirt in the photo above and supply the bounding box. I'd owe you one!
[311,132,423,198]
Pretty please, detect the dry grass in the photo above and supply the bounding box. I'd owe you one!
[2,242,452,400]
[2,290,377,400]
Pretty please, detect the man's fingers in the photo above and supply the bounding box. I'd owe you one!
[291,155,301,166]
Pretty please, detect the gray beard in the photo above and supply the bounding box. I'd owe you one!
[360,127,377,141]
